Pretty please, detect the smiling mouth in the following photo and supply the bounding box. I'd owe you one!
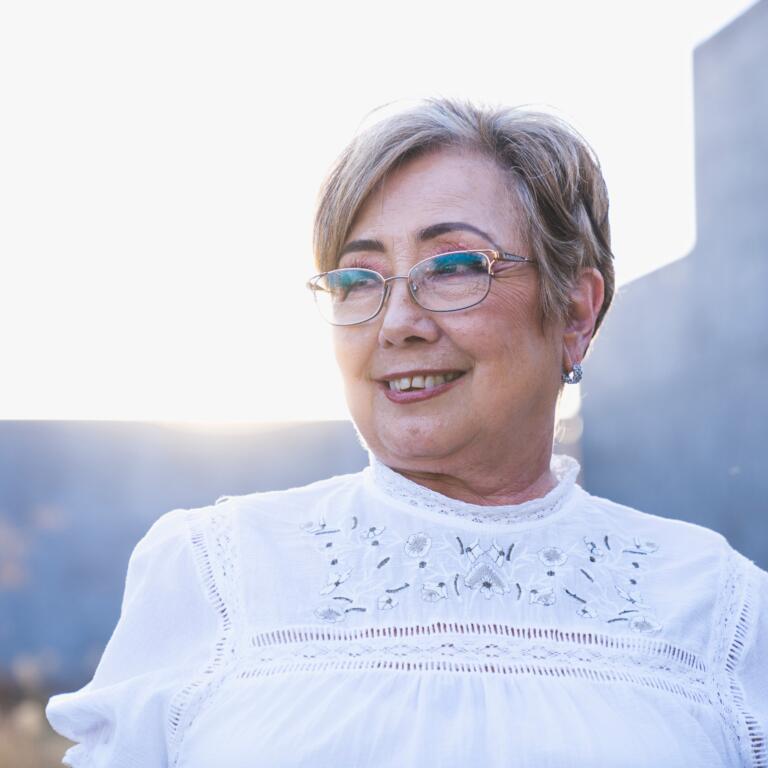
[383,371,465,393]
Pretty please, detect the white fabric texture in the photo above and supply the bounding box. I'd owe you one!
[46,453,768,768]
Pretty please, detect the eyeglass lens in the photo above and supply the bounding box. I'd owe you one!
[312,251,492,325]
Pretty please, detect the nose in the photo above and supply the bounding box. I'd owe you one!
[377,275,441,348]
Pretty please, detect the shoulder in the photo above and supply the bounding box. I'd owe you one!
[579,485,733,560]
[211,469,368,525]
[135,506,193,549]
[134,472,365,572]
[125,507,195,577]
[131,503,228,566]
[559,486,768,763]
[574,486,762,654]
[120,505,224,613]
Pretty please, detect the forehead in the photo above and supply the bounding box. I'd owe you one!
[346,148,522,245]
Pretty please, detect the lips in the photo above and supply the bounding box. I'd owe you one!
[377,369,468,403]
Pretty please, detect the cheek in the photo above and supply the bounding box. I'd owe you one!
[333,329,373,386]
[461,285,559,390]
[488,278,540,324]
[469,283,544,356]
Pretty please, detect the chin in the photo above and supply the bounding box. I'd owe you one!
[369,417,467,465]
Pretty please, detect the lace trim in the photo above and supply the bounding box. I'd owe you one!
[712,552,766,768]
[367,452,581,525]
[234,622,710,704]
[167,505,241,768]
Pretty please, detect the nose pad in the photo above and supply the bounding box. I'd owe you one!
[377,274,440,345]
[382,275,419,315]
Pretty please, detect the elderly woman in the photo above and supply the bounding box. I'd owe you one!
[47,99,767,767]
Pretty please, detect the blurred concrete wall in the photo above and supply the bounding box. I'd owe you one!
[581,0,768,569]
[0,420,370,694]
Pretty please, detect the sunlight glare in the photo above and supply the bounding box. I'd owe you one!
[0,0,756,421]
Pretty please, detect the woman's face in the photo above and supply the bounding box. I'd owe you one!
[332,148,564,471]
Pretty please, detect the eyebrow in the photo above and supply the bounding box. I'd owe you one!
[417,221,501,249]
[339,221,501,257]
[339,238,385,256]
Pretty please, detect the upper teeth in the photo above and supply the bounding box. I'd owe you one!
[388,372,463,392]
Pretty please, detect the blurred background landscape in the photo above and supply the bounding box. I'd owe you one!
[1,0,766,766]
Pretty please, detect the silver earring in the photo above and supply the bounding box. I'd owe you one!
[562,362,582,384]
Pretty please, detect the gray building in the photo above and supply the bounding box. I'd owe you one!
[581,0,768,568]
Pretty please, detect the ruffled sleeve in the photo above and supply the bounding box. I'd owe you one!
[46,507,220,768]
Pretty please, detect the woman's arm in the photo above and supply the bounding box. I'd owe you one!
[45,508,219,768]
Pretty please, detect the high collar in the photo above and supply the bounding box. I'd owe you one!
[365,452,582,527]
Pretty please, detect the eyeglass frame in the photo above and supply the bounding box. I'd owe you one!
[306,248,536,326]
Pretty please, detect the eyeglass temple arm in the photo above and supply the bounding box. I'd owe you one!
[497,251,533,263]
[307,277,332,293]
[487,251,534,278]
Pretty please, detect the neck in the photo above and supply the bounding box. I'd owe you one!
[376,439,559,507]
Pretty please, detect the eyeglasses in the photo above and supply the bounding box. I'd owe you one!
[306,249,535,326]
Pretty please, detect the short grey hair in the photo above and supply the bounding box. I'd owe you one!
[313,98,615,339]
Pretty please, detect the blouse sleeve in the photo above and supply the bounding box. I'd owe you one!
[46,507,220,768]
[736,560,768,767]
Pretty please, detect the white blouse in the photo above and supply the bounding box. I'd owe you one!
[46,453,768,768]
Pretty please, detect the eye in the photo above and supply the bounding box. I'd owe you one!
[326,269,382,301]
[426,251,487,277]
[338,255,386,272]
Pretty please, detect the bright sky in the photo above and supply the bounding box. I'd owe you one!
[0,0,757,421]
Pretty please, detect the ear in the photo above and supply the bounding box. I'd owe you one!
[561,267,605,374]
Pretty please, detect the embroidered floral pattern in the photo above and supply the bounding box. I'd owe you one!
[319,568,353,595]
[404,532,432,558]
[362,525,386,541]
[299,514,663,633]
[529,586,557,606]
[421,581,448,602]
[314,604,346,623]
[378,593,399,610]
[466,561,510,599]
[628,615,661,633]
[539,546,568,567]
